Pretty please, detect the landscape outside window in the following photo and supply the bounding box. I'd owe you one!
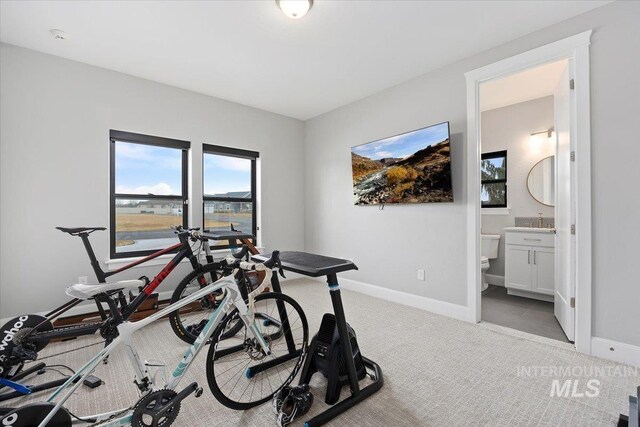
[481,150,507,208]
[203,148,257,248]
[111,132,188,258]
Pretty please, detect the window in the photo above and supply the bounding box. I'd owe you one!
[110,130,189,258]
[203,144,258,249]
[481,150,507,208]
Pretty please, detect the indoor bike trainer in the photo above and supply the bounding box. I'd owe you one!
[253,251,383,426]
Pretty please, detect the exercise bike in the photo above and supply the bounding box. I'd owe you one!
[253,251,384,427]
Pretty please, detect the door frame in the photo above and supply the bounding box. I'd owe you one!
[464,31,593,354]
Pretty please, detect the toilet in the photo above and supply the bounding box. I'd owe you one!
[481,234,500,292]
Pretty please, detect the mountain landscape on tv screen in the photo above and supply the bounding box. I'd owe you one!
[351,123,453,205]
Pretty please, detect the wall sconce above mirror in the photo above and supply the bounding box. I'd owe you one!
[527,155,555,207]
[530,126,555,140]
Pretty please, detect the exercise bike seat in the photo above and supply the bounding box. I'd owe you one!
[66,279,144,300]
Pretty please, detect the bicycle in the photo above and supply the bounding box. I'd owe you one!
[0,225,256,398]
[1,243,308,427]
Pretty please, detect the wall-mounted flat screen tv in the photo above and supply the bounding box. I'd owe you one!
[351,121,453,205]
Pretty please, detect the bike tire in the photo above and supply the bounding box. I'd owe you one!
[168,263,223,344]
[206,292,308,410]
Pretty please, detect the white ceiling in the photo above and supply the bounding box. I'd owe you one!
[480,60,569,112]
[0,1,610,120]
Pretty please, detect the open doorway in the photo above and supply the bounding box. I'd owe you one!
[465,31,593,354]
[478,60,572,343]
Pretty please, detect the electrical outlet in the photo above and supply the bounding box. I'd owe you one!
[79,276,88,284]
[417,269,425,281]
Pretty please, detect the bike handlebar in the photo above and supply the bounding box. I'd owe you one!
[262,250,281,270]
[172,226,282,276]
[235,250,282,315]
[230,246,249,260]
[172,225,200,234]
[225,250,283,277]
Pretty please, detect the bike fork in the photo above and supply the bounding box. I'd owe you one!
[247,320,272,356]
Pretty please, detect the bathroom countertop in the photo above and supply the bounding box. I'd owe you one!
[504,227,555,234]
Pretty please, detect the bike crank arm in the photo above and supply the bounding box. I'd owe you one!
[156,382,201,418]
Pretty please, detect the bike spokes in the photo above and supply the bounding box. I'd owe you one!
[206,293,308,410]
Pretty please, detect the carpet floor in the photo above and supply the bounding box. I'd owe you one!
[1,278,638,426]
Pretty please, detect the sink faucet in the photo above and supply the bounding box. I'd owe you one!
[537,213,544,228]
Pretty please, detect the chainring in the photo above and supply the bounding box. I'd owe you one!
[131,389,180,427]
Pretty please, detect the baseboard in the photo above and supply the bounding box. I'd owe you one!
[591,337,640,368]
[507,288,554,302]
[338,278,469,322]
[486,274,504,287]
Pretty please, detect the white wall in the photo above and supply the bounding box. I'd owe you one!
[481,96,555,278]
[304,1,640,347]
[0,43,305,318]
[1,1,638,350]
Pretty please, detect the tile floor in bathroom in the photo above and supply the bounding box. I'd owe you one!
[481,285,570,343]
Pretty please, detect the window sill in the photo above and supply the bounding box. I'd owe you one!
[481,207,511,215]
[105,246,265,271]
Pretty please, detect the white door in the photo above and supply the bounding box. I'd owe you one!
[505,246,532,291]
[554,60,575,341]
[533,248,555,295]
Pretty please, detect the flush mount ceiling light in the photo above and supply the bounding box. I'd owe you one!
[276,0,313,19]
[50,29,69,40]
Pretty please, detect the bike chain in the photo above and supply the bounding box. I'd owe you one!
[24,340,106,363]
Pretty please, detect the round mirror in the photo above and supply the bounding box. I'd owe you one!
[527,156,555,207]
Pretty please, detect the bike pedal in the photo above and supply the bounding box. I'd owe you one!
[194,387,203,398]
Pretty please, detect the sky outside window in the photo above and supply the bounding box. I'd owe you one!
[204,154,251,196]
[115,141,182,195]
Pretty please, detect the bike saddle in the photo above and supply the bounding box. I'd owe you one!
[56,226,106,235]
[66,279,144,300]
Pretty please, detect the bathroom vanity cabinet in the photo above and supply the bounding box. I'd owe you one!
[504,228,555,301]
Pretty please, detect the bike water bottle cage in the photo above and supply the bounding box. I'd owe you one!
[273,384,314,427]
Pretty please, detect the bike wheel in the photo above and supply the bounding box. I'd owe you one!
[169,266,258,344]
[206,292,308,410]
[0,315,53,379]
[168,263,224,344]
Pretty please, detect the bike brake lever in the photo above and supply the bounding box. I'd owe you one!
[277,259,286,279]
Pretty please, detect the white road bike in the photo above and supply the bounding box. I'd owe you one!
[1,242,308,427]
